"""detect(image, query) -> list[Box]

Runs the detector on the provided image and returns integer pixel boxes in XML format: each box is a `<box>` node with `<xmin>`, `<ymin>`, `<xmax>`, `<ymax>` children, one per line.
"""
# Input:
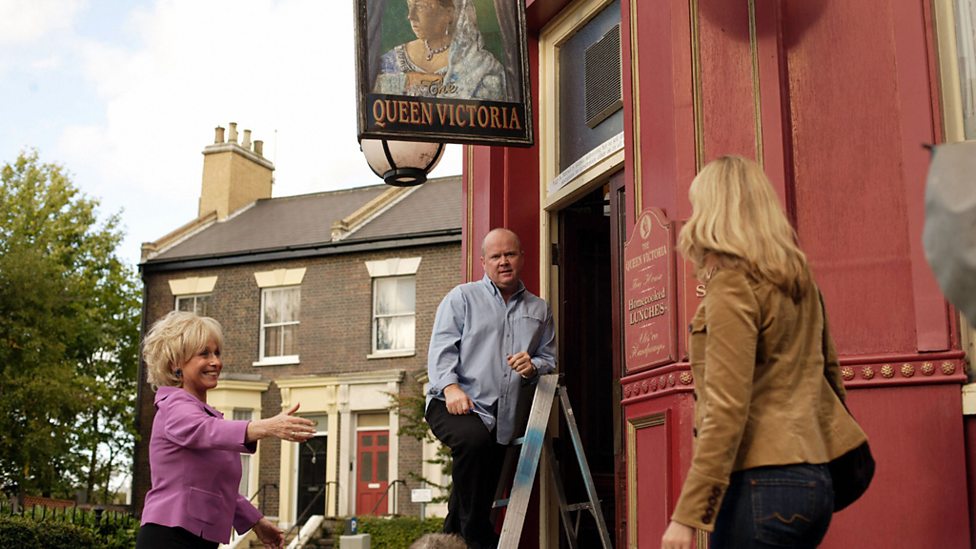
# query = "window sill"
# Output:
<box><xmin>252</xmin><ymin>355</ymin><xmax>301</xmax><ymax>367</ymax></box>
<box><xmin>367</xmin><ymin>350</ymin><xmax>416</xmax><ymax>360</ymax></box>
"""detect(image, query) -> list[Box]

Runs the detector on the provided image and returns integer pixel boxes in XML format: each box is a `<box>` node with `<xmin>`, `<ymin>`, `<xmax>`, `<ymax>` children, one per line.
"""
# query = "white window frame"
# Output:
<box><xmin>258</xmin><ymin>286</ymin><xmax>301</xmax><ymax>365</ymax></box>
<box><xmin>365</xmin><ymin>257</ymin><xmax>421</xmax><ymax>359</ymax></box>
<box><xmin>233</xmin><ymin>408</ymin><xmax>255</xmax><ymax>498</ymax></box>
<box><xmin>253</xmin><ymin>268</ymin><xmax>306</xmax><ymax>366</ymax></box>
<box><xmin>175</xmin><ymin>293</ymin><xmax>212</xmax><ymax>315</ymax></box>
<box><xmin>370</xmin><ymin>275</ymin><xmax>417</xmax><ymax>356</ymax></box>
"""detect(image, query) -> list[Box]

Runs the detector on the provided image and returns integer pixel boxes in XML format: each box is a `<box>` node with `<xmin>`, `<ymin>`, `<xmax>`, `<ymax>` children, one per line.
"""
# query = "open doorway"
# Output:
<box><xmin>296</xmin><ymin>436</ymin><xmax>327</xmax><ymax>525</ymax></box>
<box><xmin>555</xmin><ymin>178</ymin><xmax>620</xmax><ymax>547</ymax></box>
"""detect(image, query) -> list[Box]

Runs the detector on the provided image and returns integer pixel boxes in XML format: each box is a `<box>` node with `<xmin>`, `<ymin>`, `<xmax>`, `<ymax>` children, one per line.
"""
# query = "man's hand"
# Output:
<box><xmin>661</xmin><ymin>520</ymin><xmax>694</xmax><ymax>549</ymax></box>
<box><xmin>253</xmin><ymin>517</ymin><xmax>284</xmax><ymax>549</ymax></box>
<box><xmin>507</xmin><ymin>352</ymin><xmax>537</xmax><ymax>379</ymax></box>
<box><xmin>443</xmin><ymin>384</ymin><xmax>474</xmax><ymax>415</ymax></box>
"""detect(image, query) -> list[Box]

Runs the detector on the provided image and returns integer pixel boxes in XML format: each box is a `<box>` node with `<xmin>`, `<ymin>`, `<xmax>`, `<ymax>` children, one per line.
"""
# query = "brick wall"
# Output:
<box><xmin>134</xmin><ymin>241</ymin><xmax>460</xmax><ymax>519</ymax></box>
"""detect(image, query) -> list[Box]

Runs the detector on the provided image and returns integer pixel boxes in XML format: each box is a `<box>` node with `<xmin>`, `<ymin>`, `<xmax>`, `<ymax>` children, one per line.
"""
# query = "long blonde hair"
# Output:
<box><xmin>677</xmin><ymin>155</ymin><xmax>810</xmax><ymax>299</ymax></box>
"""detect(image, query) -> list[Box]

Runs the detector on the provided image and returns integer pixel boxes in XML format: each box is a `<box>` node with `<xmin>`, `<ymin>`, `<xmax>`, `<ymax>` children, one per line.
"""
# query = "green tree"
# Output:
<box><xmin>0</xmin><ymin>150</ymin><xmax>140</xmax><ymax>505</ymax></box>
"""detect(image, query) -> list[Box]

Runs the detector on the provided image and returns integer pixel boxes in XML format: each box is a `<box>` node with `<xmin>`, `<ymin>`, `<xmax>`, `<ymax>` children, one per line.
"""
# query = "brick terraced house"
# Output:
<box><xmin>133</xmin><ymin>123</ymin><xmax>458</xmax><ymax>531</ymax></box>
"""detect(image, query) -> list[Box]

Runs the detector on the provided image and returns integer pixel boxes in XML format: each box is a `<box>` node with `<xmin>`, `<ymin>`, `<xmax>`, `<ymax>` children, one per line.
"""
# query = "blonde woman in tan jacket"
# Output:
<box><xmin>661</xmin><ymin>156</ymin><xmax>868</xmax><ymax>549</ymax></box>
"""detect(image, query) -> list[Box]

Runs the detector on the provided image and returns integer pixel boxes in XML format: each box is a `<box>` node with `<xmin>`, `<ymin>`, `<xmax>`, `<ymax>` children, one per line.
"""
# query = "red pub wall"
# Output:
<box><xmin>465</xmin><ymin>0</ymin><xmax>971</xmax><ymax>547</ymax></box>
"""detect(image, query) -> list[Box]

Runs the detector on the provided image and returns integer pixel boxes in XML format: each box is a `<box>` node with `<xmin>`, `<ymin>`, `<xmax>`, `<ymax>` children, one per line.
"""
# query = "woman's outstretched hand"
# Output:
<box><xmin>246</xmin><ymin>403</ymin><xmax>316</xmax><ymax>443</ymax></box>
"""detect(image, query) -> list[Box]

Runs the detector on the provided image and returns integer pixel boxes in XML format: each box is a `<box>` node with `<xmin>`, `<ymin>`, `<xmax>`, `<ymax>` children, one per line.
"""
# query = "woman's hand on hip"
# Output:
<box><xmin>661</xmin><ymin>520</ymin><xmax>695</xmax><ymax>549</ymax></box>
<box><xmin>246</xmin><ymin>403</ymin><xmax>317</xmax><ymax>443</ymax></box>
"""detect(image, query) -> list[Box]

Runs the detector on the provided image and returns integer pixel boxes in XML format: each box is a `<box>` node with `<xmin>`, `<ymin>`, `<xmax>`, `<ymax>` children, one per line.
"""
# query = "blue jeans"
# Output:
<box><xmin>711</xmin><ymin>463</ymin><xmax>833</xmax><ymax>549</ymax></box>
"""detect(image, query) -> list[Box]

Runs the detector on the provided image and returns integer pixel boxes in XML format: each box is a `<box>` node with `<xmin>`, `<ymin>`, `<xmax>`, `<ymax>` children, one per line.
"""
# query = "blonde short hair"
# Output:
<box><xmin>143</xmin><ymin>310</ymin><xmax>224</xmax><ymax>389</ymax></box>
<box><xmin>677</xmin><ymin>155</ymin><xmax>810</xmax><ymax>299</ymax></box>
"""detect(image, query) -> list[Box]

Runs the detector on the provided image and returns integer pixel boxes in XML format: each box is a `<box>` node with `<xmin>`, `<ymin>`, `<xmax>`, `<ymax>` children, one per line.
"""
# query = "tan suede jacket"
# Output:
<box><xmin>671</xmin><ymin>268</ymin><xmax>868</xmax><ymax>531</ymax></box>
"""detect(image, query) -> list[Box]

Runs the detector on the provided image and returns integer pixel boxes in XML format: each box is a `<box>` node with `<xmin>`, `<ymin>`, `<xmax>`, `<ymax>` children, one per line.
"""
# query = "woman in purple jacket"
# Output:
<box><xmin>136</xmin><ymin>311</ymin><xmax>317</xmax><ymax>549</ymax></box>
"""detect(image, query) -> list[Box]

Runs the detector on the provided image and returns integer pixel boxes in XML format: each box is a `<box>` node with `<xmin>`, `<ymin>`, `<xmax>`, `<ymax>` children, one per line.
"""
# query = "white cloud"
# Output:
<box><xmin>48</xmin><ymin>0</ymin><xmax>460</xmax><ymax>265</ymax></box>
<box><xmin>0</xmin><ymin>0</ymin><xmax>87</xmax><ymax>44</ymax></box>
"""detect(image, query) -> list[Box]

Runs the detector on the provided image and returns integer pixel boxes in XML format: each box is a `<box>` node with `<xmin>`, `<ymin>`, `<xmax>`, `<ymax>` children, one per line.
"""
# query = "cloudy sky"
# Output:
<box><xmin>0</xmin><ymin>0</ymin><xmax>462</xmax><ymax>266</ymax></box>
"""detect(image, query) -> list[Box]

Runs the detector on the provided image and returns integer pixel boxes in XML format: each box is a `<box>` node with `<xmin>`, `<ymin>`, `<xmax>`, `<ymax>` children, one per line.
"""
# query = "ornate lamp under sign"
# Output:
<box><xmin>360</xmin><ymin>138</ymin><xmax>445</xmax><ymax>187</ymax></box>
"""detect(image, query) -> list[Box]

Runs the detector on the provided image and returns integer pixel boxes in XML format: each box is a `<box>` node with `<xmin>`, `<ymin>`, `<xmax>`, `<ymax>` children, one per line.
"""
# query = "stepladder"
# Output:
<box><xmin>492</xmin><ymin>374</ymin><xmax>613</xmax><ymax>548</ymax></box>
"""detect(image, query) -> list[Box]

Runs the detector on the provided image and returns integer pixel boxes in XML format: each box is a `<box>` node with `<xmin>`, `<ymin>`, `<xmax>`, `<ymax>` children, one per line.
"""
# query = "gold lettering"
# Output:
<box><xmin>421</xmin><ymin>102</ymin><xmax>433</xmax><ymax>125</ymax></box>
<box><xmin>372</xmin><ymin>100</ymin><xmax>386</xmax><ymax>128</ymax></box>
<box><xmin>509</xmin><ymin>108</ymin><xmax>521</xmax><ymax>130</ymax></box>
<box><xmin>409</xmin><ymin>101</ymin><xmax>420</xmax><ymax>124</ymax></box>
<box><xmin>397</xmin><ymin>101</ymin><xmax>409</xmax><ymax>122</ymax></box>
<box><xmin>490</xmin><ymin>106</ymin><xmax>501</xmax><ymax>128</ymax></box>
<box><xmin>436</xmin><ymin>103</ymin><xmax>450</xmax><ymax>125</ymax></box>
<box><xmin>477</xmin><ymin>106</ymin><xmax>489</xmax><ymax>127</ymax></box>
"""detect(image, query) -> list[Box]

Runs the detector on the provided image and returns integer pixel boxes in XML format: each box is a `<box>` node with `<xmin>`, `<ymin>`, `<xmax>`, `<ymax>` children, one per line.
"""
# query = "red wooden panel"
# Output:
<box><xmin>820</xmin><ymin>386</ymin><xmax>969</xmax><ymax>548</ymax></box>
<box><xmin>891</xmin><ymin>0</ymin><xmax>950</xmax><ymax>351</ymax></box>
<box><xmin>623</xmin><ymin>0</ymin><xmax>696</xmax><ymax>224</ymax></box>
<box><xmin>697</xmin><ymin>3</ymin><xmax>759</xmax><ymax>162</ymax></box>
<box><xmin>966</xmin><ymin>415</ymin><xmax>976</xmax><ymax>548</ymax></box>
<box><xmin>783</xmin><ymin>0</ymin><xmax>919</xmax><ymax>355</ymax></box>
<box><xmin>462</xmin><ymin>37</ymin><xmax>541</xmax><ymax>291</ymax></box>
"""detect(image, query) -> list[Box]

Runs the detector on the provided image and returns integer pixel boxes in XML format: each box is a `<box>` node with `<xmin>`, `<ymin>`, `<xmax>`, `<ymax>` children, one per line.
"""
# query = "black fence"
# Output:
<box><xmin>0</xmin><ymin>501</ymin><xmax>137</xmax><ymax>529</ymax></box>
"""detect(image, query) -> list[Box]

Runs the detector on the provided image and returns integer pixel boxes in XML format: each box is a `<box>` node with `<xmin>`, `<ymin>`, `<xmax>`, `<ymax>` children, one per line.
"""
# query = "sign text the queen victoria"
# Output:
<box><xmin>623</xmin><ymin>209</ymin><xmax>677</xmax><ymax>372</ymax></box>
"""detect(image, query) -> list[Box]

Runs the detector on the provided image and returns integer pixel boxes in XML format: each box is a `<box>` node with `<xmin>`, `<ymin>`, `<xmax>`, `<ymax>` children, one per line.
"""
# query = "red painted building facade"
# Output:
<box><xmin>458</xmin><ymin>1</ymin><xmax>975</xmax><ymax>547</ymax></box>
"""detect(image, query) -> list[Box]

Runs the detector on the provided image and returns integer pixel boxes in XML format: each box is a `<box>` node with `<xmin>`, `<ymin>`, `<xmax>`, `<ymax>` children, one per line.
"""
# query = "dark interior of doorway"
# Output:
<box><xmin>557</xmin><ymin>184</ymin><xmax>615</xmax><ymax>548</ymax></box>
<box><xmin>297</xmin><ymin>435</ymin><xmax>327</xmax><ymax>525</ymax></box>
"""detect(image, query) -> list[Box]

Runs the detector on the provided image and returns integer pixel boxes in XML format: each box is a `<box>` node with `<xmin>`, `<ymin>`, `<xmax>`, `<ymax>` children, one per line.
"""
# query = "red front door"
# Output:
<box><xmin>356</xmin><ymin>430</ymin><xmax>389</xmax><ymax>515</ymax></box>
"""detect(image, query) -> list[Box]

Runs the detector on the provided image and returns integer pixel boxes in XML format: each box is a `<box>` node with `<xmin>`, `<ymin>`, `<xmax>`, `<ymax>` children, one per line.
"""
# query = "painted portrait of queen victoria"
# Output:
<box><xmin>368</xmin><ymin>0</ymin><xmax>519</xmax><ymax>102</ymax></box>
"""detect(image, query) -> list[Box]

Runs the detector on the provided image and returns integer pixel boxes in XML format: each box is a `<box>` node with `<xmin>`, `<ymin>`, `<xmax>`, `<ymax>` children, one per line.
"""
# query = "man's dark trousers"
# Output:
<box><xmin>425</xmin><ymin>398</ymin><xmax>507</xmax><ymax>549</ymax></box>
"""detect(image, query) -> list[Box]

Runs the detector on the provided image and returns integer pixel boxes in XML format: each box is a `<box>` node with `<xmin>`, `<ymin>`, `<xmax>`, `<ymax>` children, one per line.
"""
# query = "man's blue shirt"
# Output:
<box><xmin>426</xmin><ymin>274</ymin><xmax>556</xmax><ymax>444</ymax></box>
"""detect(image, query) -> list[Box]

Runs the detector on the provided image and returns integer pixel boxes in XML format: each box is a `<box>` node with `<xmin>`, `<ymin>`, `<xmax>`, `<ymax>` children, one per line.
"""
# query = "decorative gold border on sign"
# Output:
<box><xmin>628</xmin><ymin>0</ymin><xmax>643</xmax><ymax>214</ymax></box>
<box><xmin>689</xmin><ymin>0</ymin><xmax>704</xmax><ymax>171</ymax></box>
<box><xmin>627</xmin><ymin>412</ymin><xmax>667</xmax><ymax>548</ymax></box>
<box><xmin>747</xmin><ymin>0</ymin><xmax>763</xmax><ymax>164</ymax></box>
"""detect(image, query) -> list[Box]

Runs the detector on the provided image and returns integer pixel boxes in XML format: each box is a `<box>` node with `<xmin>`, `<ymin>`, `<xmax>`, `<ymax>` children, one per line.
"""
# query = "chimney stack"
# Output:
<box><xmin>198</xmin><ymin>121</ymin><xmax>274</xmax><ymax>220</ymax></box>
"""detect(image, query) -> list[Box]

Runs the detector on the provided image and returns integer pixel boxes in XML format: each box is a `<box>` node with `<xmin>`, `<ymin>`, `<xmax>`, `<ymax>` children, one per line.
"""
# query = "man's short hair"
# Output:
<box><xmin>409</xmin><ymin>532</ymin><xmax>467</xmax><ymax>549</ymax></box>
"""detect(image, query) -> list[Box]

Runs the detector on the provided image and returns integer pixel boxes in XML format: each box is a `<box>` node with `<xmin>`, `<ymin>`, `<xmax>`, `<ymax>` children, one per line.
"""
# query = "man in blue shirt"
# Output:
<box><xmin>425</xmin><ymin>228</ymin><xmax>557</xmax><ymax>549</ymax></box>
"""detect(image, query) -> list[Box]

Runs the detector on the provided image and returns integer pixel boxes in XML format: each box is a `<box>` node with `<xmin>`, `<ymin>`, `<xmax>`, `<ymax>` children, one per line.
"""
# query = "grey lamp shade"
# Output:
<box><xmin>360</xmin><ymin>138</ymin><xmax>445</xmax><ymax>187</ymax></box>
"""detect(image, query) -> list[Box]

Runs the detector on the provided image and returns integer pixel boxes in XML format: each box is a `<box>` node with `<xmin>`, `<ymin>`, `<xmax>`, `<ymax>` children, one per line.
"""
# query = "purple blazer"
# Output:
<box><xmin>141</xmin><ymin>386</ymin><xmax>263</xmax><ymax>543</ymax></box>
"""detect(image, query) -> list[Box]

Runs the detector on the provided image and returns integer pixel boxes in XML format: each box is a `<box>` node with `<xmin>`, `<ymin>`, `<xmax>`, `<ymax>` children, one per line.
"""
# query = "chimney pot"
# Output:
<box><xmin>214</xmin><ymin>126</ymin><xmax>225</xmax><ymax>143</ymax></box>
<box><xmin>254</xmin><ymin>140</ymin><xmax>264</xmax><ymax>156</ymax></box>
<box><xmin>228</xmin><ymin>122</ymin><xmax>238</xmax><ymax>143</ymax></box>
<box><xmin>242</xmin><ymin>129</ymin><xmax>252</xmax><ymax>149</ymax></box>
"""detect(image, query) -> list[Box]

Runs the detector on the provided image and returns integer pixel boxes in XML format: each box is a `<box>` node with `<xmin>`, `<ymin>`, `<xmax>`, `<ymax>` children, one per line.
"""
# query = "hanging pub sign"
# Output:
<box><xmin>355</xmin><ymin>0</ymin><xmax>534</xmax><ymax>147</ymax></box>
<box><xmin>623</xmin><ymin>208</ymin><xmax>678</xmax><ymax>373</ymax></box>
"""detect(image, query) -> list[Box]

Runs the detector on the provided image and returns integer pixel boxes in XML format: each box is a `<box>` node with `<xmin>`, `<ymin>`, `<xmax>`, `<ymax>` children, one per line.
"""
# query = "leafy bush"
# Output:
<box><xmin>35</xmin><ymin>521</ymin><xmax>96</xmax><ymax>548</ymax></box>
<box><xmin>333</xmin><ymin>516</ymin><xmax>445</xmax><ymax>549</ymax></box>
<box><xmin>0</xmin><ymin>516</ymin><xmax>39</xmax><ymax>546</ymax></box>
<box><xmin>0</xmin><ymin>511</ymin><xmax>138</xmax><ymax>548</ymax></box>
